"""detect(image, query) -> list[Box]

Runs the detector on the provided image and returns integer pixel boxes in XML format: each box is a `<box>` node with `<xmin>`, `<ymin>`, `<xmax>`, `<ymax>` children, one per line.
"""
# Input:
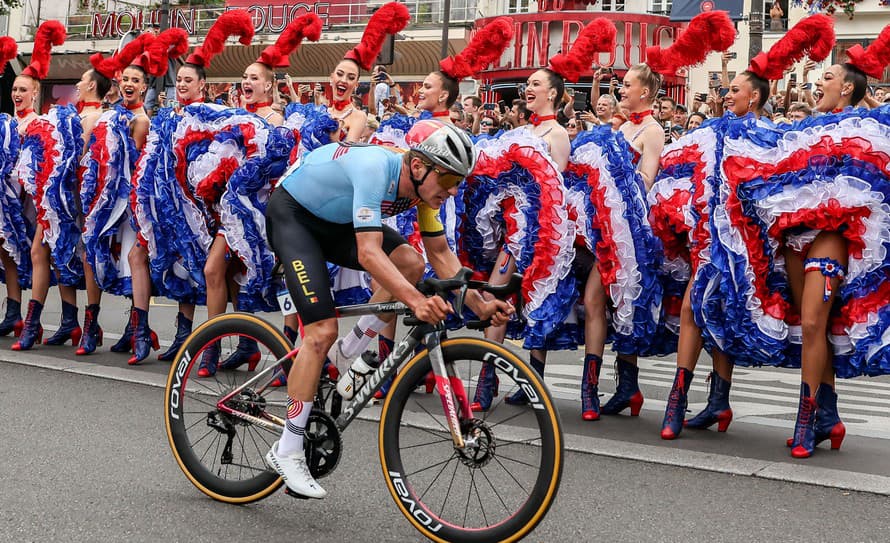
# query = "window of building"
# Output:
<box><xmin>650</xmin><ymin>0</ymin><xmax>672</xmax><ymax>15</ymax></box>
<box><xmin>834</xmin><ymin>39</ymin><xmax>890</xmax><ymax>83</ymax></box>
<box><xmin>601</xmin><ymin>0</ymin><xmax>626</xmax><ymax>11</ymax></box>
<box><xmin>765</xmin><ymin>0</ymin><xmax>789</xmax><ymax>33</ymax></box>
<box><xmin>509</xmin><ymin>0</ymin><xmax>532</xmax><ymax>13</ymax></box>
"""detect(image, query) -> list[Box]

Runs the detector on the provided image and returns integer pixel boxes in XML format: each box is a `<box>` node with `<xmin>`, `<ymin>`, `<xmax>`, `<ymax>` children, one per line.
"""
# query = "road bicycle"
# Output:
<box><xmin>164</xmin><ymin>268</ymin><xmax>564</xmax><ymax>542</ymax></box>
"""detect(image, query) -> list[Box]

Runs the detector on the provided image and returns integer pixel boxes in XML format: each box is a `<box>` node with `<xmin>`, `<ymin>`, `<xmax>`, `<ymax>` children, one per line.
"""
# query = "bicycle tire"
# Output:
<box><xmin>164</xmin><ymin>313</ymin><xmax>291</xmax><ymax>504</ymax></box>
<box><xmin>378</xmin><ymin>337</ymin><xmax>563</xmax><ymax>542</ymax></box>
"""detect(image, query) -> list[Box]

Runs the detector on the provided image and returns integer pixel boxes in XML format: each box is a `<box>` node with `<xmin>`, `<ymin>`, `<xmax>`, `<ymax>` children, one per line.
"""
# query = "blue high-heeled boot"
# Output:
<box><xmin>0</xmin><ymin>298</ymin><xmax>23</xmax><ymax>337</ymax></box>
<box><xmin>43</xmin><ymin>301</ymin><xmax>81</xmax><ymax>346</ymax></box>
<box><xmin>128</xmin><ymin>307</ymin><xmax>159</xmax><ymax>365</ymax></box>
<box><xmin>581</xmin><ymin>354</ymin><xmax>603</xmax><ymax>421</ymax></box>
<box><xmin>601</xmin><ymin>357</ymin><xmax>644</xmax><ymax>416</ymax></box>
<box><xmin>685</xmin><ymin>371</ymin><xmax>733</xmax><ymax>432</ymax></box>
<box><xmin>109</xmin><ymin>309</ymin><xmax>134</xmax><ymax>353</ymax></box>
<box><xmin>197</xmin><ymin>341</ymin><xmax>220</xmax><ymax>378</ymax></box>
<box><xmin>220</xmin><ymin>337</ymin><xmax>261</xmax><ymax>371</ymax></box>
<box><xmin>11</xmin><ymin>300</ymin><xmax>44</xmax><ymax>351</ymax></box>
<box><xmin>505</xmin><ymin>355</ymin><xmax>545</xmax><ymax>405</ymax></box>
<box><xmin>790</xmin><ymin>383</ymin><xmax>818</xmax><ymax>459</ymax></box>
<box><xmin>660</xmin><ymin>368</ymin><xmax>693</xmax><ymax>440</ymax></box>
<box><xmin>788</xmin><ymin>383</ymin><xmax>845</xmax><ymax>451</ymax></box>
<box><xmin>75</xmin><ymin>304</ymin><xmax>103</xmax><ymax>355</ymax></box>
<box><xmin>470</xmin><ymin>361</ymin><xmax>500</xmax><ymax>412</ymax></box>
<box><xmin>157</xmin><ymin>312</ymin><xmax>193</xmax><ymax>361</ymax></box>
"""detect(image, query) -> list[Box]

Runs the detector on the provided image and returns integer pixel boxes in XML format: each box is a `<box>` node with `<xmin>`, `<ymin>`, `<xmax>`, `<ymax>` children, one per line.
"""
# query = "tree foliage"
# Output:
<box><xmin>0</xmin><ymin>0</ymin><xmax>23</xmax><ymax>16</ymax></box>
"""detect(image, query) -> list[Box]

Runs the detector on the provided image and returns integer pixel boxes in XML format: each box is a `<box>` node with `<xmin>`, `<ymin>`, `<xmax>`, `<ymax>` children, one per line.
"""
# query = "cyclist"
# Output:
<box><xmin>264</xmin><ymin>119</ymin><xmax>514</xmax><ymax>498</ymax></box>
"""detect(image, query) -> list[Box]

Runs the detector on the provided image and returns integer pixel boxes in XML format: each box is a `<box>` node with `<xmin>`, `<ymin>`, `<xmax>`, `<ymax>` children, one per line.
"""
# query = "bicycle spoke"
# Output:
<box><xmin>399</xmin><ymin>436</ymin><xmax>453</xmax><ymax>450</ymax></box>
<box><xmin>492</xmin><ymin>455</ymin><xmax>531</xmax><ymax>494</ymax></box>
<box><xmin>478</xmin><ymin>466</ymin><xmax>511</xmax><ymax>514</ymax></box>
<box><xmin>487</xmin><ymin>408</ymin><xmax>531</xmax><ymax>429</ymax></box>
<box><xmin>406</xmin><ymin>419</ymin><xmax>454</xmax><ymax>443</ymax></box>
<box><xmin>405</xmin><ymin>454</ymin><xmax>459</xmax><ymax>478</ymax></box>
<box><xmin>412</xmin><ymin>400</ymin><xmax>453</xmax><ymax>434</ymax></box>
<box><xmin>189</xmin><ymin>427</ymin><xmax>217</xmax><ymax>448</ymax></box>
<box><xmin>496</xmin><ymin>436</ymin><xmax>543</xmax><ymax>449</ymax></box>
<box><xmin>495</xmin><ymin>452</ymin><xmax>539</xmax><ymax>470</ymax></box>
<box><xmin>439</xmin><ymin>459</ymin><xmax>460</xmax><ymax>522</ymax></box>
<box><xmin>471</xmin><ymin>470</ymin><xmax>488</xmax><ymax>527</ymax></box>
<box><xmin>418</xmin><ymin>453</ymin><xmax>458</xmax><ymax>502</ymax></box>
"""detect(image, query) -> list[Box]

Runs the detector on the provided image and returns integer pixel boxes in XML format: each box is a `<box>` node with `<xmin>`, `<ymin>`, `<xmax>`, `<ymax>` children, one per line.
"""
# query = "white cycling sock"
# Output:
<box><xmin>278</xmin><ymin>397</ymin><xmax>313</xmax><ymax>456</ymax></box>
<box><xmin>339</xmin><ymin>315</ymin><xmax>388</xmax><ymax>358</ymax></box>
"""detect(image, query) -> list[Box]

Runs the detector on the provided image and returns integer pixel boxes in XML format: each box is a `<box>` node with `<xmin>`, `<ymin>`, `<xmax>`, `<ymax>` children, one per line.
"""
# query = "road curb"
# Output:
<box><xmin>3</xmin><ymin>353</ymin><xmax>889</xmax><ymax>497</ymax></box>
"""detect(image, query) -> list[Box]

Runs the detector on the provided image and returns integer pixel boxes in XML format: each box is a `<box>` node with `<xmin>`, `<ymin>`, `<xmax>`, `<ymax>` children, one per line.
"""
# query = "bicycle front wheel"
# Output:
<box><xmin>164</xmin><ymin>313</ymin><xmax>291</xmax><ymax>504</ymax></box>
<box><xmin>378</xmin><ymin>337</ymin><xmax>563</xmax><ymax>542</ymax></box>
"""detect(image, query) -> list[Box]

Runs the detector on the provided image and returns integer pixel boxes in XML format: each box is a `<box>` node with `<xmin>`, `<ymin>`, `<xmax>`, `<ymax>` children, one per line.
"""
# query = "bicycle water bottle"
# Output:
<box><xmin>336</xmin><ymin>351</ymin><xmax>380</xmax><ymax>400</ymax></box>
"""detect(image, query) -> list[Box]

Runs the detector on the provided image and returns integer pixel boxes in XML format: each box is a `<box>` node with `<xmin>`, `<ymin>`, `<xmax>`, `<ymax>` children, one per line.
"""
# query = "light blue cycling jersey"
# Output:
<box><xmin>279</xmin><ymin>143</ymin><xmax>414</xmax><ymax>232</ymax></box>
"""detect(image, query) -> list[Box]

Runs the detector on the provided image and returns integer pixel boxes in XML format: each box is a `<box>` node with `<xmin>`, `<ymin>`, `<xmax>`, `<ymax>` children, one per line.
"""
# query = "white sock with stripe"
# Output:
<box><xmin>278</xmin><ymin>397</ymin><xmax>313</xmax><ymax>457</ymax></box>
<box><xmin>339</xmin><ymin>315</ymin><xmax>388</xmax><ymax>359</ymax></box>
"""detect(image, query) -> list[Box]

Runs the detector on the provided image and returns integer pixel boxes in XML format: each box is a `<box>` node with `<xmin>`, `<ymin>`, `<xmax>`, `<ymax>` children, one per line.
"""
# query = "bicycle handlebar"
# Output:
<box><xmin>404</xmin><ymin>267</ymin><xmax>522</xmax><ymax>329</ymax></box>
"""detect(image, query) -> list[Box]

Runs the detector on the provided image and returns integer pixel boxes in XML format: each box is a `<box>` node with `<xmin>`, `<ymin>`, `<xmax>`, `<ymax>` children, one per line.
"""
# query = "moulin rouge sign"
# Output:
<box><xmin>89</xmin><ymin>0</ymin><xmax>353</xmax><ymax>38</ymax></box>
<box><xmin>475</xmin><ymin>12</ymin><xmax>683</xmax><ymax>80</ymax></box>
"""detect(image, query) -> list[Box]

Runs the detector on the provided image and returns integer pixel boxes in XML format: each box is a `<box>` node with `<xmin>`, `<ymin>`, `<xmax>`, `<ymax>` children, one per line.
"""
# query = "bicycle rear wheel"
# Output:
<box><xmin>378</xmin><ymin>337</ymin><xmax>563</xmax><ymax>542</ymax></box>
<box><xmin>164</xmin><ymin>313</ymin><xmax>291</xmax><ymax>504</ymax></box>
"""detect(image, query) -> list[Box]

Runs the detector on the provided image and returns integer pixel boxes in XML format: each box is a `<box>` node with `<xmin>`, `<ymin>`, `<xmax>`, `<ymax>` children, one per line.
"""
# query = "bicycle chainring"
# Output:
<box><xmin>303</xmin><ymin>409</ymin><xmax>342</xmax><ymax>479</ymax></box>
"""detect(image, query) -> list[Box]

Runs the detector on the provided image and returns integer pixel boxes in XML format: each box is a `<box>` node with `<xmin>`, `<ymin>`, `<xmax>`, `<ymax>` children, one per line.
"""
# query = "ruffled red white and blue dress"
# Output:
<box><xmin>460</xmin><ymin>125</ymin><xmax>576</xmax><ymax>349</ymax></box>
<box><xmin>564</xmin><ymin>126</ymin><xmax>664</xmax><ymax>355</ymax></box>
<box><xmin>80</xmin><ymin>106</ymin><xmax>141</xmax><ymax>296</ymax></box>
<box><xmin>132</xmin><ymin>104</ymin><xmax>293</xmax><ymax>311</ymax></box>
<box><xmin>721</xmin><ymin>108</ymin><xmax>890</xmax><ymax>377</ymax></box>
<box><xmin>16</xmin><ymin>104</ymin><xmax>84</xmax><ymax>287</ymax></box>
<box><xmin>0</xmin><ymin>114</ymin><xmax>33</xmax><ymax>288</ymax></box>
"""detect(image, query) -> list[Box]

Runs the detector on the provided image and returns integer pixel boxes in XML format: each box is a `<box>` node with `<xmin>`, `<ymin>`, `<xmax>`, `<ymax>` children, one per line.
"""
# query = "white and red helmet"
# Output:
<box><xmin>405</xmin><ymin>120</ymin><xmax>476</xmax><ymax>178</ymax></box>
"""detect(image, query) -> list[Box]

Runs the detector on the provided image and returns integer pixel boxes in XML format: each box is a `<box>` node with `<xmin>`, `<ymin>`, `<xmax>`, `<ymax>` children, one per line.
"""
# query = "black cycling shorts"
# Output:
<box><xmin>266</xmin><ymin>189</ymin><xmax>408</xmax><ymax>325</ymax></box>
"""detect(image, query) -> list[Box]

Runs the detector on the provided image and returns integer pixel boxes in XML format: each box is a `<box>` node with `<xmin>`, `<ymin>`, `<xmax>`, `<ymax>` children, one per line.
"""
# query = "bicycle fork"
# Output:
<box><xmin>424</xmin><ymin>331</ymin><xmax>473</xmax><ymax>450</ymax></box>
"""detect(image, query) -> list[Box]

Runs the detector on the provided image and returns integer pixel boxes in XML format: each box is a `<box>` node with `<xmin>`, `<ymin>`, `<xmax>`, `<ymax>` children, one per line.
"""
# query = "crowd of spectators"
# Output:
<box><xmin>125</xmin><ymin>50</ymin><xmax>890</xmax><ymax>145</ymax></box>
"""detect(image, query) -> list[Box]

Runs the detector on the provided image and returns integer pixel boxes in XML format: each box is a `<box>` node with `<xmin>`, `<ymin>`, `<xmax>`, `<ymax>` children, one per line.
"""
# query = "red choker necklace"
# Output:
<box><xmin>124</xmin><ymin>102</ymin><xmax>144</xmax><ymax>111</ymax></box>
<box><xmin>331</xmin><ymin>99</ymin><xmax>351</xmax><ymax>111</ymax></box>
<box><xmin>529</xmin><ymin>113</ymin><xmax>555</xmax><ymax>126</ymax></box>
<box><xmin>432</xmin><ymin>110</ymin><xmax>449</xmax><ymax>118</ymax></box>
<box><xmin>77</xmin><ymin>101</ymin><xmax>102</xmax><ymax>113</ymax></box>
<box><xmin>16</xmin><ymin>108</ymin><xmax>35</xmax><ymax>119</ymax></box>
<box><xmin>179</xmin><ymin>98</ymin><xmax>200</xmax><ymax>106</ymax></box>
<box><xmin>246</xmin><ymin>101</ymin><xmax>272</xmax><ymax>113</ymax></box>
<box><xmin>629</xmin><ymin>110</ymin><xmax>653</xmax><ymax>124</ymax></box>
<box><xmin>831</xmin><ymin>107</ymin><xmax>845</xmax><ymax>114</ymax></box>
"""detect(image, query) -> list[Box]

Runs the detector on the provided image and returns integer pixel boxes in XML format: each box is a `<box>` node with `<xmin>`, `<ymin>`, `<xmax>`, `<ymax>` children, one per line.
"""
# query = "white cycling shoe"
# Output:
<box><xmin>265</xmin><ymin>441</ymin><xmax>327</xmax><ymax>499</ymax></box>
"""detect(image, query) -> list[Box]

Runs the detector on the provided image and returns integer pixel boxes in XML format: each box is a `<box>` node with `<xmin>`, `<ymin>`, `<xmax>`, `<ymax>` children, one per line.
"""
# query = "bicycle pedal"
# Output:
<box><xmin>283</xmin><ymin>487</ymin><xmax>311</xmax><ymax>500</ymax></box>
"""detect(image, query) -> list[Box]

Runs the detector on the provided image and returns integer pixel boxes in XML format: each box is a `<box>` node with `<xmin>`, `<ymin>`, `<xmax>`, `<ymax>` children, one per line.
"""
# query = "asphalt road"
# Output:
<box><xmin>2</xmin><ymin>361</ymin><xmax>890</xmax><ymax>543</ymax></box>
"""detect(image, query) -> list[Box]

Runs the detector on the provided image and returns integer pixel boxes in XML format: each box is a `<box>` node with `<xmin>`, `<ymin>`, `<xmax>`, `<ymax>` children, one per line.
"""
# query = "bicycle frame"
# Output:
<box><xmin>213</xmin><ymin>300</ymin><xmax>474</xmax><ymax>449</ymax></box>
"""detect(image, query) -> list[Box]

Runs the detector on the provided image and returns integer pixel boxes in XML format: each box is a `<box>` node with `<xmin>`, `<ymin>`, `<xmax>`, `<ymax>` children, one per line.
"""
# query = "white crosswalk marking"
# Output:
<box><xmin>541</xmin><ymin>355</ymin><xmax>890</xmax><ymax>440</ymax></box>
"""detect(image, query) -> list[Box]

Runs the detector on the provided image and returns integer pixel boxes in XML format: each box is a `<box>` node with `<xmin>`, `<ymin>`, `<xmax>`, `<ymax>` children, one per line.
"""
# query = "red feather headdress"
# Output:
<box><xmin>845</xmin><ymin>24</ymin><xmax>890</xmax><ymax>80</ymax></box>
<box><xmin>141</xmin><ymin>28</ymin><xmax>190</xmax><ymax>77</ymax></box>
<box><xmin>548</xmin><ymin>18</ymin><xmax>617</xmax><ymax>83</ymax></box>
<box><xmin>22</xmin><ymin>20</ymin><xmax>66</xmax><ymax>80</ymax></box>
<box><xmin>343</xmin><ymin>2</ymin><xmax>410</xmax><ymax>71</ymax></box>
<box><xmin>257</xmin><ymin>13</ymin><xmax>322</xmax><ymax>69</ymax></box>
<box><xmin>186</xmin><ymin>10</ymin><xmax>255</xmax><ymax>68</ymax></box>
<box><xmin>439</xmin><ymin>17</ymin><xmax>514</xmax><ymax>81</ymax></box>
<box><xmin>90</xmin><ymin>33</ymin><xmax>155</xmax><ymax>79</ymax></box>
<box><xmin>0</xmin><ymin>37</ymin><xmax>16</xmax><ymax>74</ymax></box>
<box><xmin>748</xmin><ymin>14</ymin><xmax>835</xmax><ymax>80</ymax></box>
<box><xmin>646</xmin><ymin>11</ymin><xmax>736</xmax><ymax>76</ymax></box>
